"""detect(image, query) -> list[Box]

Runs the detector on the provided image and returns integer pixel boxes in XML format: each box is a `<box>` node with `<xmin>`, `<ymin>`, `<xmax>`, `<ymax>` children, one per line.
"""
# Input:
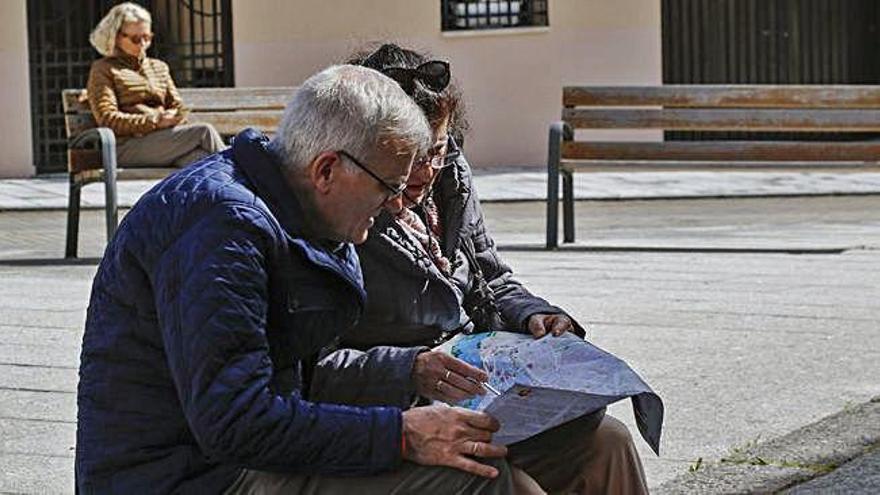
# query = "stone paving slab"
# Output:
<box><xmin>1</xmin><ymin>420</ymin><xmax>76</xmax><ymax>457</ymax></box>
<box><xmin>2</xmin><ymin>171</ymin><xmax>880</xmax><ymax>211</ymax></box>
<box><xmin>0</xmin><ymin>390</ymin><xmax>76</xmax><ymax>423</ymax></box>
<box><xmin>1</xmin><ymin>455</ymin><xmax>74</xmax><ymax>495</ymax></box>
<box><xmin>0</xmin><ymin>365</ymin><xmax>78</xmax><ymax>392</ymax></box>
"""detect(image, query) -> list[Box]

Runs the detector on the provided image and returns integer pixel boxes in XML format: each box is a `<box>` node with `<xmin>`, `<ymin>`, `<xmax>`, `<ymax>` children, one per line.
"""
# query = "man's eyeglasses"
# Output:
<box><xmin>119</xmin><ymin>32</ymin><xmax>154</xmax><ymax>44</ymax></box>
<box><xmin>381</xmin><ymin>60</ymin><xmax>450</xmax><ymax>94</ymax></box>
<box><xmin>337</xmin><ymin>150</ymin><xmax>410</xmax><ymax>203</ymax></box>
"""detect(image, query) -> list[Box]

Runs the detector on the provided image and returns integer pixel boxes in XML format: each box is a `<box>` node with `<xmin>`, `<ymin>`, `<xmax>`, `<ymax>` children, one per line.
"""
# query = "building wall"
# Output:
<box><xmin>0</xmin><ymin>1</ymin><xmax>34</xmax><ymax>178</ymax></box>
<box><xmin>232</xmin><ymin>0</ymin><xmax>662</xmax><ymax>168</ymax></box>
<box><xmin>0</xmin><ymin>0</ymin><xmax>660</xmax><ymax>177</ymax></box>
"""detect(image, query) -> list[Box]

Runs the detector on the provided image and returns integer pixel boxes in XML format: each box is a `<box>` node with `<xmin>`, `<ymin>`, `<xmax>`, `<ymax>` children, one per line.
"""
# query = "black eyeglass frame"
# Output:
<box><xmin>337</xmin><ymin>150</ymin><xmax>413</xmax><ymax>203</ymax></box>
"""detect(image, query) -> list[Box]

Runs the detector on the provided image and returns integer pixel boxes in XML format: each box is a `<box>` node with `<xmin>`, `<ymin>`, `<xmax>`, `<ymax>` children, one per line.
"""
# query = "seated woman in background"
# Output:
<box><xmin>312</xmin><ymin>43</ymin><xmax>649</xmax><ymax>495</ymax></box>
<box><xmin>86</xmin><ymin>2</ymin><xmax>224</xmax><ymax>168</ymax></box>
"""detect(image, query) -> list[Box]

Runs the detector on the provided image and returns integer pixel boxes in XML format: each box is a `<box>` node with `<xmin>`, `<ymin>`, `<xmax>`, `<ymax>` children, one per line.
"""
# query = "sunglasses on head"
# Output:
<box><xmin>381</xmin><ymin>60</ymin><xmax>451</xmax><ymax>94</ymax></box>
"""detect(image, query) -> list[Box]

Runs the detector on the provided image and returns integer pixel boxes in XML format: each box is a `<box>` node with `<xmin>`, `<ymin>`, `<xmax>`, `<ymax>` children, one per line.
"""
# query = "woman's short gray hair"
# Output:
<box><xmin>272</xmin><ymin>65</ymin><xmax>431</xmax><ymax>175</ymax></box>
<box><xmin>89</xmin><ymin>2</ymin><xmax>152</xmax><ymax>57</ymax></box>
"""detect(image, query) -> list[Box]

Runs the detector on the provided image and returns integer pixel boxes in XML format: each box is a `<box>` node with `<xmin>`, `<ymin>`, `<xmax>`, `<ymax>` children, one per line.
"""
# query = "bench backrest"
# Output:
<box><xmin>62</xmin><ymin>87</ymin><xmax>293</xmax><ymax>173</ymax></box>
<box><xmin>62</xmin><ymin>87</ymin><xmax>294</xmax><ymax>138</ymax></box>
<box><xmin>561</xmin><ymin>85</ymin><xmax>880</xmax><ymax>164</ymax></box>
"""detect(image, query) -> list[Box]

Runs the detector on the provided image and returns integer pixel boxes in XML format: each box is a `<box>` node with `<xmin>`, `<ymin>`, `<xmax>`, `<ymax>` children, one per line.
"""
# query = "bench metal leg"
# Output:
<box><xmin>98</xmin><ymin>128</ymin><xmax>119</xmax><ymax>243</ymax></box>
<box><xmin>65</xmin><ymin>175</ymin><xmax>83</xmax><ymax>259</ymax></box>
<box><xmin>563</xmin><ymin>170</ymin><xmax>575</xmax><ymax>243</ymax></box>
<box><xmin>546</xmin><ymin>122</ymin><xmax>564</xmax><ymax>249</ymax></box>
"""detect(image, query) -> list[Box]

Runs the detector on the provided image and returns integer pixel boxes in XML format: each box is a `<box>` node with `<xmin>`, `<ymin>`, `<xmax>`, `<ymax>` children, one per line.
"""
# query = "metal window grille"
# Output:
<box><xmin>442</xmin><ymin>0</ymin><xmax>548</xmax><ymax>31</ymax></box>
<box><xmin>26</xmin><ymin>0</ymin><xmax>234</xmax><ymax>174</ymax></box>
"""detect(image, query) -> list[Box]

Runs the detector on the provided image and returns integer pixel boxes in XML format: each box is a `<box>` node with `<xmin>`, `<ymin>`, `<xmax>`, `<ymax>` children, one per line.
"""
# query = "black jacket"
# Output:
<box><xmin>310</xmin><ymin>151</ymin><xmax>582</xmax><ymax>408</ymax></box>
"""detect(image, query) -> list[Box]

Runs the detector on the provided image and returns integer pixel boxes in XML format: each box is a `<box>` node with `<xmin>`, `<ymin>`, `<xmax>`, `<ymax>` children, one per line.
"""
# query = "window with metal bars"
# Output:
<box><xmin>442</xmin><ymin>0</ymin><xmax>548</xmax><ymax>31</ymax></box>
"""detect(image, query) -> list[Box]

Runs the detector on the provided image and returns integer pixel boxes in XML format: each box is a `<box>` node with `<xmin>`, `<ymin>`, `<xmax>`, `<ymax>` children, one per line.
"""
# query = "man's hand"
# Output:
<box><xmin>413</xmin><ymin>351</ymin><xmax>488</xmax><ymax>404</ymax></box>
<box><xmin>402</xmin><ymin>405</ymin><xmax>508</xmax><ymax>478</ymax></box>
<box><xmin>527</xmin><ymin>313</ymin><xmax>573</xmax><ymax>339</ymax></box>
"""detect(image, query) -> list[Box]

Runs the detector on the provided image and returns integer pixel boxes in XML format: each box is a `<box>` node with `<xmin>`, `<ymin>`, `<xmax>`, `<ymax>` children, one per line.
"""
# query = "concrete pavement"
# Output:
<box><xmin>0</xmin><ymin>187</ymin><xmax>879</xmax><ymax>492</ymax></box>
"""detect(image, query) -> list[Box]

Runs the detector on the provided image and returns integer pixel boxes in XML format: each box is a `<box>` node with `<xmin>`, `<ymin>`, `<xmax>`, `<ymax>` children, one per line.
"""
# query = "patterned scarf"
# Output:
<box><xmin>396</xmin><ymin>196</ymin><xmax>452</xmax><ymax>275</ymax></box>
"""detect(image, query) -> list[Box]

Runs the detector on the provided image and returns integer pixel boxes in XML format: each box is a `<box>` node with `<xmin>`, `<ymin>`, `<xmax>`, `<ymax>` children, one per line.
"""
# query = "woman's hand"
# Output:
<box><xmin>527</xmin><ymin>313</ymin><xmax>573</xmax><ymax>339</ymax></box>
<box><xmin>413</xmin><ymin>351</ymin><xmax>488</xmax><ymax>404</ymax></box>
<box><xmin>157</xmin><ymin>109</ymin><xmax>183</xmax><ymax>128</ymax></box>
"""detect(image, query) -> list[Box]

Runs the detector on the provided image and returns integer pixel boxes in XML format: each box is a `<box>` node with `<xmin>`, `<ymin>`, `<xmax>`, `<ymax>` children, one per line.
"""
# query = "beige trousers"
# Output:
<box><xmin>508</xmin><ymin>415</ymin><xmax>649</xmax><ymax>494</ymax></box>
<box><xmin>224</xmin><ymin>414</ymin><xmax>648</xmax><ymax>495</ymax></box>
<box><xmin>116</xmin><ymin>122</ymin><xmax>226</xmax><ymax>168</ymax></box>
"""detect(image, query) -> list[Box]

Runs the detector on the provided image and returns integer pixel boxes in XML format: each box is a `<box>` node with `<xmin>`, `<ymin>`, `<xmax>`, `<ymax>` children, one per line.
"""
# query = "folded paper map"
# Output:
<box><xmin>434</xmin><ymin>331</ymin><xmax>663</xmax><ymax>453</ymax></box>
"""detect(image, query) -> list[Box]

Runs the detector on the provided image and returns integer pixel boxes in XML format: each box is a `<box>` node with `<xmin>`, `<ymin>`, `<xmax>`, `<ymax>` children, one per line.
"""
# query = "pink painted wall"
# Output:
<box><xmin>232</xmin><ymin>0</ymin><xmax>661</xmax><ymax>169</ymax></box>
<box><xmin>0</xmin><ymin>1</ymin><xmax>34</xmax><ymax>177</ymax></box>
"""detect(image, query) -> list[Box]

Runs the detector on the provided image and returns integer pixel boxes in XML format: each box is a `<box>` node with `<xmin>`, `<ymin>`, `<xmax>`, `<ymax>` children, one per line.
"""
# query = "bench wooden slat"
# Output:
<box><xmin>177</xmin><ymin>87</ymin><xmax>291</xmax><ymax>110</ymax></box>
<box><xmin>188</xmin><ymin>110</ymin><xmax>283</xmax><ymax>135</ymax></box>
<box><xmin>76</xmin><ymin>167</ymin><xmax>178</xmax><ymax>184</ymax></box>
<box><xmin>563</xmin><ymin>85</ymin><xmax>880</xmax><ymax>108</ymax></box>
<box><xmin>561</xmin><ymin>141</ymin><xmax>880</xmax><ymax>162</ymax></box>
<box><xmin>68</xmin><ymin>148</ymin><xmax>101</xmax><ymax>174</ymax></box>
<box><xmin>62</xmin><ymin>87</ymin><xmax>292</xmax><ymax>114</ymax></box>
<box><xmin>65</xmin><ymin>110</ymin><xmax>283</xmax><ymax>139</ymax></box>
<box><xmin>560</xmin><ymin>160</ymin><xmax>880</xmax><ymax>173</ymax></box>
<box><xmin>563</xmin><ymin>108</ymin><xmax>880</xmax><ymax>131</ymax></box>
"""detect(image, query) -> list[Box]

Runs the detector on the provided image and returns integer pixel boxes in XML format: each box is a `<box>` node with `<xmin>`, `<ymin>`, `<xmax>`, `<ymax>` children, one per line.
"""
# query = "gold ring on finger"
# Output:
<box><xmin>471</xmin><ymin>442</ymin><xmax>479</xmax><ymax>456</ymax></box>
<box><xmin>435</xmin><ymin>379</ymin><xmax>443</xmax><ymax>391</ymax></box>
<box><xmin>445</xmin><ymin>370</ymin><xmax>452</xmax><ymax>381</ymax></box>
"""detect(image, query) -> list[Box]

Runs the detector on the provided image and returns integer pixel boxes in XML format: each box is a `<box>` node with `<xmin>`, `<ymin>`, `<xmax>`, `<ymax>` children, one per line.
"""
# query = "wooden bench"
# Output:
<box><xmin>546</xmin><ymin>85</ymin><xmax>880</xmax><ymax>249</ymax></box>
<box><xmin>62</xmin><ymin>87</ymin><xmax>293</xmax><ymax>258</ymax></box>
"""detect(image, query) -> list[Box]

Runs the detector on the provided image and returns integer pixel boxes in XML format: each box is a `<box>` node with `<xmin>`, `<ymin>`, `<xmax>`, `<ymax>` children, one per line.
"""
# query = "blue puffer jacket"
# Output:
<box><xmin>76</xmin><ymin>129</ymin><xmax>402</xmax><ymax>493</ymax></box>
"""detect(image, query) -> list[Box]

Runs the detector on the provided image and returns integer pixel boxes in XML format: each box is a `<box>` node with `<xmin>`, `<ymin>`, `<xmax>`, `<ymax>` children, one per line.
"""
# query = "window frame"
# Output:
<box><xmin>441</xmin><ymin>0</ymin><xmax>549</xmax><ymax>32</ymax></box>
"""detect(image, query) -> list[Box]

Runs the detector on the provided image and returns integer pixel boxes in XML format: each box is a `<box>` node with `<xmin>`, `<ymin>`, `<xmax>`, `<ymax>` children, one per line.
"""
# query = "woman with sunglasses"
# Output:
<box><xmin>309</xmin><ymin>43</ymin><xmax>649</xmax><ymax>494</ymax></box>
<box><xmin>86</xmin><ymin>3</ymin><xmax>224</xmax><ymax>169</ymax></box>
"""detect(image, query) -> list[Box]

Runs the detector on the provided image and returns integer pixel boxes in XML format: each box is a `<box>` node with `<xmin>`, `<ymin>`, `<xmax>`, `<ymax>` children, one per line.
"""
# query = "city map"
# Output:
<box><xmin>435</xmin><ymin>331</ymin><xmax>663</xmax><ymax>452</ymax></box>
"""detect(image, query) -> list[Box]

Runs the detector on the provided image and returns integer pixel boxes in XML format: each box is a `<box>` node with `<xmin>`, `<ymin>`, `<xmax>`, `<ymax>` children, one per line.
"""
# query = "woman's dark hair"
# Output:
<box><xmin>348</xmin><ymin>43</ymin><xmax>468</xmax><ymax>144</ymax></box>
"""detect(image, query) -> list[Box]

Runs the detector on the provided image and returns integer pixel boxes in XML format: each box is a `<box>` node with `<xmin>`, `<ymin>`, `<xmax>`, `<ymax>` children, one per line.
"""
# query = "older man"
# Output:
<box><xmin>75</xmin><ymin>65</ymin><xmax>519</xmax><ymax>494</ymax></box>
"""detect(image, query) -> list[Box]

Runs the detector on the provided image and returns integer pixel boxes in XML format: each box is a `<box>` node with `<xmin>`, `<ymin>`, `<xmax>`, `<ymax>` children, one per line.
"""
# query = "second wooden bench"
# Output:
<box><xmin>546</xmin><ymin>85</ymin><xmax>880</xmax><ymax>249</ymax></box>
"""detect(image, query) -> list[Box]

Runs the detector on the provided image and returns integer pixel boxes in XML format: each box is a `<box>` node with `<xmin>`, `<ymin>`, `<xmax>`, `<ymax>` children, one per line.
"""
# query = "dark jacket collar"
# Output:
<box><xmin>231</xmin><ymin>128</ymin><xmax>365</xmax><ymax>298</ymax></box>
<box><xmin>231</xmin><ymin>128</ymin><xmax>309</xmax><ymax>238</ymax></box>
<box><xmin>434</xmin><ymin>152</ymin><xmax>473</xmax><ymax>257</ymax></box>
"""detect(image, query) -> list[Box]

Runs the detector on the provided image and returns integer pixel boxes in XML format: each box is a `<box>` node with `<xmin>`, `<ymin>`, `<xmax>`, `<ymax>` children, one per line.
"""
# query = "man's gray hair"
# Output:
<box><xmin>272</xmin><ymin>65</ymin><xmax>431</xmax><ymax>173</ymax></box>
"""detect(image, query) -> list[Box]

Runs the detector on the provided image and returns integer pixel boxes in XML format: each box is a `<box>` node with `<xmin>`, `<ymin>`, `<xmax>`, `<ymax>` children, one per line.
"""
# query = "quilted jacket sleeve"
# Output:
<box><xmin>461</xmin><ymin>158</ymin><xmax>586</xmax><ymax>336</ymax></box>
<box><xmin>152</xmin><ymin>203</ymin><xmax>402</xmax><ymax>475</ymax></box>
<box><xmin>309</xmin><ymin>345</ymin><xmax>427</xmax><ymax>408</ymax></box>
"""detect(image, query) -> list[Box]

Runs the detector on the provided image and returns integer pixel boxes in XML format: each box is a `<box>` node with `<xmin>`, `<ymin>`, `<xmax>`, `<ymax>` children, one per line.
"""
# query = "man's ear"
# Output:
<box><xmin>307</xmin><ymin>151</ymin><xmax>340</xmax><ymax>195</ymax></box>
